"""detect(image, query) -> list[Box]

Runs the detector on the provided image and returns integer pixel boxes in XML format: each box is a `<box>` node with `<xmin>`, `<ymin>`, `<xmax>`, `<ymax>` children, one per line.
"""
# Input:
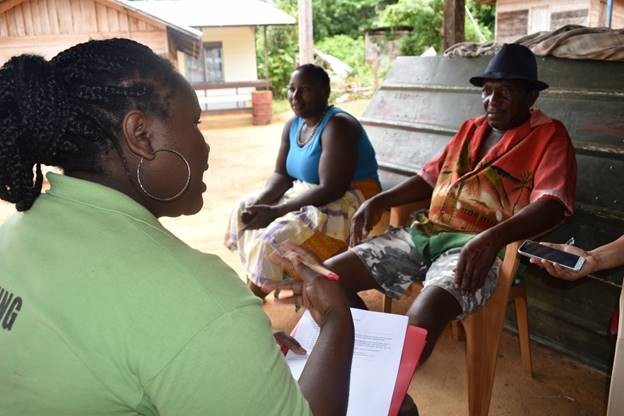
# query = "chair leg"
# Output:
<box><xmin>512</xmin><ymin>286</ymin><xmax>533</xmax><ymax>377</ymax></box>
<box><xmin>383</xmin><ymin>295</ymin><xmax>393</xmax><ymax>313</ymax></box>
<box><xmin>451</xmin><ymin>320</ymin><xmax>465</xmax><ymax>341</ymax></box>
<box><xmin>462</xmin><ymin>307</ymin><xmax>506</xmax><ymax>416</ymax></box>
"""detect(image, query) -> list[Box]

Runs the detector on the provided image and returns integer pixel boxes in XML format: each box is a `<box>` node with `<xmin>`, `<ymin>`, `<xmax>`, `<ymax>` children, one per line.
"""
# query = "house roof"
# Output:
<box><xmin>119</xmin><ymin>0</ymin><xmax>296</xmax><ymax>28</ymax></box>
<box><xmin>0</xmin><ymin>0</ymin><xmax>203</xmax><ymax>56</ymax></box>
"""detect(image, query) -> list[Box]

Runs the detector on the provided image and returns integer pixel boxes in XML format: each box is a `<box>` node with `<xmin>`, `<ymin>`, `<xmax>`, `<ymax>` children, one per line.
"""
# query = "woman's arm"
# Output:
<box><xmin>250</xmin><ymin>120</ymin><xmax>295</xmax><ymax>206</ymax></box>
<box><xmin>531</xmin><ymin>234</ymin><xmax>624</xmax><ymax>281</ymax></box>
<box><xmin>274</xmin><ymin>113</ymin><xmax>359</xmax><ymax>214</ymax></box>
<box><xmin>245</xmin><ymin>114</ymin><xmax>360</xmax><ymax>230</ymax></box>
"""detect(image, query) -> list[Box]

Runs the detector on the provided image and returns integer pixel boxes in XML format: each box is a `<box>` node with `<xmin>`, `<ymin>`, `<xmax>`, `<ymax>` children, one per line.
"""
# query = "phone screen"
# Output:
<box><xmin>518</xmin><ymin>240</ymin><xmax>582</xmax><ymax>269</ymax></box>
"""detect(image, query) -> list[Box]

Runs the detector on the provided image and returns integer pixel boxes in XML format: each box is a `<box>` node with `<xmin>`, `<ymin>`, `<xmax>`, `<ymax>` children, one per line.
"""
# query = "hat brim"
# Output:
<box><xmin>469</xmin><ymin>73</ymin><xmax>549</xmax><ymax>91</ymax></box>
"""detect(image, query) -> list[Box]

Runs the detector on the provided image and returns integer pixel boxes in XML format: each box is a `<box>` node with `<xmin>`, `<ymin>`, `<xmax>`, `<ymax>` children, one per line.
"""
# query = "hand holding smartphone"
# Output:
<box><xmin>518</xmin><ymin>240</ymin><xmax>586</xmax><ymax>272</ymax></box>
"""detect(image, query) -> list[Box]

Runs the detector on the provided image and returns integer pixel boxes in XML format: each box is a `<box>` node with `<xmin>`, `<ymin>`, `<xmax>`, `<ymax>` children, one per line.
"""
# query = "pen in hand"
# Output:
<box><xmin>283</xmin><ymin>252</ymin><xmax>340</xmax><ymax>281</ymax></box>
<box><xmin>565</xmin><ymin>237</ymin><xmax>575</xmax><ymax>246</ymax></box>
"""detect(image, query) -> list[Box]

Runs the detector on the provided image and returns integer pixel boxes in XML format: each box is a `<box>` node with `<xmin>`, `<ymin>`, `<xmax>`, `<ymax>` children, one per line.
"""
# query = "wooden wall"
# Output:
<box><xmin>495</xmin><ymin>0</ymin><xmax>624</xmax><ymax>43</ymax></box>
<box><xmin>0</xmin><ymin>0</ymin><xmax>171</xmax><ymax>64</ymax></box>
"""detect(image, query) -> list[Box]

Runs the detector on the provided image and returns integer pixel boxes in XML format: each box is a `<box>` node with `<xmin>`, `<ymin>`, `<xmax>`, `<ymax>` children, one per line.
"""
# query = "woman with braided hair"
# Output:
<box><xmin>0</xmin><ymin>39</ymin><xmax>354</xmax><ymax>415</ymax></box>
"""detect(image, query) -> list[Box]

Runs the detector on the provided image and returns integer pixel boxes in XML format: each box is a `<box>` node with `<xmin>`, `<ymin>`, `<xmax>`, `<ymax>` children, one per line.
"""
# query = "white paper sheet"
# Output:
<box><xmin>285</xmin><ymin>308</ymin><xmax>408</xmax><ymax>416</ymax></box>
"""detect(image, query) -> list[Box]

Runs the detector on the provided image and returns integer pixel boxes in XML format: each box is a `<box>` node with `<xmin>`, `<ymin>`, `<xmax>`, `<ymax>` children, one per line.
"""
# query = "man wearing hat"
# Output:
<box><xmin>307</xmin><ymin>44</ymin><xmax>577</xmax><ymax>363</ymax></box>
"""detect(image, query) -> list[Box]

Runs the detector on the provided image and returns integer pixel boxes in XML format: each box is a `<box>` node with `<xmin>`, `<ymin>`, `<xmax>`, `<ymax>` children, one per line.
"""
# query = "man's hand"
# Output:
<box><xmin>454</xmin><ymin>232</ymin><xmax>501</xmax><ymax>294</ymax></box>
<box><xmin>350</xmin><ymin>197</ymin><xmax>383</xmax><ymax>246</ymax></box>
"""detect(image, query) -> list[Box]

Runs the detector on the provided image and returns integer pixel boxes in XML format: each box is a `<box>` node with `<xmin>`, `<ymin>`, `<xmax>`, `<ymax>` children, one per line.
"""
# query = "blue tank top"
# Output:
<box><xmin>285</xmin><ymin>107</ymin><xmax>379</xmax><ymax>184</ymax></box>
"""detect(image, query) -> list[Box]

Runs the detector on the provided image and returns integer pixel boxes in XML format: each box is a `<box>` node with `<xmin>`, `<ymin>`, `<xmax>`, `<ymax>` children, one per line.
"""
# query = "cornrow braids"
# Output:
<box><xmin>0</xmin><ymin>38</ymin><xmax>179</xmax><ymax>211</ymax></box>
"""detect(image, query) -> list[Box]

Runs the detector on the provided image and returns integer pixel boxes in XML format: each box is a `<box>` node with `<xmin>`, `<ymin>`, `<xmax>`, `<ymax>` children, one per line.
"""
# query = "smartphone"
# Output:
<box><xmin>517</xmin><ymin>240</ymin><xmax>585</xmax><ymax>272</ymax></box>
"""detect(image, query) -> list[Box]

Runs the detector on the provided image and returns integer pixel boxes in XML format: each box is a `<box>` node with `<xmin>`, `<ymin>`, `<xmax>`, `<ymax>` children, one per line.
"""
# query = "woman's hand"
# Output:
<box><xmin>265</xmin><ymin>241</ymin><xmax>351</xmax><ymax>326</ymax></box>
<box><xmin>273</xmin><ymin>330</ymin><xmax>306</xmax><ymax>355</ymax></box>
<box><xmin>530</xmin><ymin>243</ymin><xmax>595</xmax><ymax>281</ymax></box>
<box><xmin>243</xmin><ymin>204</ymin><xmax>283</xmax><ymax>230</ymax></box>
<box><xmin>350</xmin><ymin>197</ymin><xmax>383</xmax><ymax>246</ymax></box>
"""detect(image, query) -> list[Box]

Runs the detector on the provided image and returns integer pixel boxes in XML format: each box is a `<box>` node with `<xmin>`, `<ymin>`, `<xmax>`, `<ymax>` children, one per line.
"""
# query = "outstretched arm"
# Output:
<box><xmin>531</xmin><ymin>235</ymin><xmax>624</xmax><ymax>281</ymax></box>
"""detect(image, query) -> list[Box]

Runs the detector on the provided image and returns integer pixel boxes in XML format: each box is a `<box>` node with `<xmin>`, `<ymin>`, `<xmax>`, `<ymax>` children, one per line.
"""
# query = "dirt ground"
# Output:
<box><xmin>0</xmin><ymin>100</ymin><xmax>610</xmax><ymax>415</ymax></box>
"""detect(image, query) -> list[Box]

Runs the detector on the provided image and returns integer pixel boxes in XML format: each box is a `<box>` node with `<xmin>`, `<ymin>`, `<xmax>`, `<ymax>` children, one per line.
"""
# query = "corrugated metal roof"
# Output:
<box><xmin>120</xmin><ymin>0</ymin><xmax>296</xmax><ymax>28</ymax></box>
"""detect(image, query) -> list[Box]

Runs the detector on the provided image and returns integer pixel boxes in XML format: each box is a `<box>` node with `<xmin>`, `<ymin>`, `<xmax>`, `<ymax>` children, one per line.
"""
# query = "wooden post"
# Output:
<box><xmin>263</xmin><ymin>26</ymin><xmax>270</xmax><ymax>82</ymax></box>
<box><xmin>443</xmin><ymin>0</ymin><xmax>465</xmax><ymax>51</ymax></box>
<box><xmin>298</xmin><ymin>0</ymin><xmax>314</xmax><ymax>64</ymax></box>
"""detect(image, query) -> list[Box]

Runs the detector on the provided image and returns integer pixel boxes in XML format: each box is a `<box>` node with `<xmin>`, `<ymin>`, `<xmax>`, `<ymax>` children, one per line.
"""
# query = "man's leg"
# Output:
<box><xmin>409</xmin><ymin>247</ymin><xmax>501</xmax><ymax>364</ymax></box>
<box><xmin>325</xmin><ymin>228</ymin><xmax>429</xmax><ymax>309</ymax></box>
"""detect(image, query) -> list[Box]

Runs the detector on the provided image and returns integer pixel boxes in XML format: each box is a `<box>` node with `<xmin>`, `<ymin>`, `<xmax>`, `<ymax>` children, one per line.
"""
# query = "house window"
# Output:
<box><xmin>186</xmin><ymin>42</ymin><xmax>224</xmax><ymax>83</ymax></box>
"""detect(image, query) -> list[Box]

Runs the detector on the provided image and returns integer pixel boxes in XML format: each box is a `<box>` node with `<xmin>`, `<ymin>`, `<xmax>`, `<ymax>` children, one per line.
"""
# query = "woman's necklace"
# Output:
<box><xmin>297</xmin><ymin>105</ymin><xmax>333</xmax><ymax>146</ymax></box>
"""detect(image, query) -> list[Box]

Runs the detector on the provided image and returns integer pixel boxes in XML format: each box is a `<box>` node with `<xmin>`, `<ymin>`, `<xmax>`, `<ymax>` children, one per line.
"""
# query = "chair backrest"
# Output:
<box><xmin>362</xmin><ymin>55</ymin><xmax>624</xmax><ymax>371</ymax></box>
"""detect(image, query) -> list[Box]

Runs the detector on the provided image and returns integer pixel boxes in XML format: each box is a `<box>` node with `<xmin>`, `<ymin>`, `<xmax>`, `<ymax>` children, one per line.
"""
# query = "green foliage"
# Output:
<box><xmin>316</xmin><ymin>35</ymin><xmax>372</xmax><ymax>90</ymax></box>
<box><xmin>256</xmin><ymin>25</ymin><xmax>298</xmax><ymax>98</ymax></box>
<box><xmin>375</xmin><ymin>0</ymin><xmax>444</xmax><ymax>55</ymax></box>
<box><xmin>375</xmin><ymin>0</ymin><xmax>494</xmax><ymax>55</ymax></box>
<box><xmin>257</xmin><ymin>0</ymin><xmax>495</xmax><ymax>96</ymax></box>
<box><xmin>315</xmin><ymin>35</ymin><xmax>364</xmax><ymax>69</ymax></box>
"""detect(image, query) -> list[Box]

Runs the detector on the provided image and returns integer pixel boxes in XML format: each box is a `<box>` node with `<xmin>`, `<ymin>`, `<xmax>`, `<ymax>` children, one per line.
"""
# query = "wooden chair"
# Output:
<box><xmin>383</xmin><ymin>202</ymin><xmax>533</xmax><ymax>416</ymax></box>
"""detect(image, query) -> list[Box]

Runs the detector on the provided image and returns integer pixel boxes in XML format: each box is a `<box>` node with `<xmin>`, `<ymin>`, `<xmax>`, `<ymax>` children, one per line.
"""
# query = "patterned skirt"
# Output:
<box><xmin>224</xmin><ymin>179</ymin><xmax>380</xmax><ymax>285</ymax></box>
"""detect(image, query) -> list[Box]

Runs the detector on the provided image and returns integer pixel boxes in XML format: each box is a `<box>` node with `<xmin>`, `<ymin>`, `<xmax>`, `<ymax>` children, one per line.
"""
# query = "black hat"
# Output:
<box><xmin>469</xmin><ymin>44</ymin><xmax>548</xmax><ymax>91</ymax></box>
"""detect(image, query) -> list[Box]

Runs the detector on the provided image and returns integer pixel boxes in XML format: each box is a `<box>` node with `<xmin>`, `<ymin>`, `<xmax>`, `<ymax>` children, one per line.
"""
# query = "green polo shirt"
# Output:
<box><xmin>0</xmin><ymin>173</ymin><xmax>310</xmax><ymax>415</ymax></box>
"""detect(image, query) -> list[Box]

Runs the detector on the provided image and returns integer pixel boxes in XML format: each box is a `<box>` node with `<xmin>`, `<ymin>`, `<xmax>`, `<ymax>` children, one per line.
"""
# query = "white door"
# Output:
<box><xmin>530</xmin><ymin>6</ymin><xmax>551</xmax><ymax>33</ymax></box>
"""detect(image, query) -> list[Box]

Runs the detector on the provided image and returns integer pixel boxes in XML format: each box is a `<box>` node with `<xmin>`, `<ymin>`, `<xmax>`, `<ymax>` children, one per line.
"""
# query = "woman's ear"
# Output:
<box><xmin>122</xmin><ymin>110</ymin><xmax>156</xmax><ymax>160</ymax></box>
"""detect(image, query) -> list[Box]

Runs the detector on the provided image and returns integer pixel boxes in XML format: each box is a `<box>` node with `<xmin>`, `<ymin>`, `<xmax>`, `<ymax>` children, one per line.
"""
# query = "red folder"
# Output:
<box><xmin>388</xmin><ymin>325</ymin><xmax>428</xmax><ymax>416</ymax></box>
<box><xmin>282</xmin><ymin>319</ymin><xmax>427</xmax><ymax>416</ymax></box>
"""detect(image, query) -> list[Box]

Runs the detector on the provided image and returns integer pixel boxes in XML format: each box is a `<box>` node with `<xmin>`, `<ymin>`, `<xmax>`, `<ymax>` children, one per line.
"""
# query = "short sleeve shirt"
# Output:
<box><xmin>418</xmin><ymin>110</ymin><xmax>576</xmax><ymax>233</ymax></box>
<box><xmin>0</xmin><ymin>173</ymin><xmax>311</xmax><ymax>416</ymax></box>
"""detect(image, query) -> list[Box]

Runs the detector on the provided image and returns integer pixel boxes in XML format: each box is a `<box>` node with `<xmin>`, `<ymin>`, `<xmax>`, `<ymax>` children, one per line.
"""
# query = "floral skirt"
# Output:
<box><xmin>224</xmin><ymin>179</ymin><xmax>380</xmax><ymax>285</ymax></box>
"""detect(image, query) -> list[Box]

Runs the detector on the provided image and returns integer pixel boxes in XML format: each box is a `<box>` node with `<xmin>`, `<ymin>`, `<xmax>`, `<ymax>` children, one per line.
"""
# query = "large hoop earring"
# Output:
<box><xmin>137</xmin><ymin>149</ymin><xmax>191</xmax><ymax>202</ymax></box>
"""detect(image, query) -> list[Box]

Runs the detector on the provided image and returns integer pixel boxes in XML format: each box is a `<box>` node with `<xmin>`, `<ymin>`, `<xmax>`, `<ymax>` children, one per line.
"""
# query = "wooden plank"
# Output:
<box><xmin>46</xmin><ymin>0</ymin><xmax>60</xmax><ymax>34</ymax></box>
<box><xmin>117</xmin><ymin>9</ymin><xmax>129</xmax><ymax>32</ymax></box>
<box><xmin>107</xmin><ymin>6</ymin><xmax>119</xmax><ymax>32</ymax></box>
<box><xmin>12</xmin><ymin>3</ymin><xmax>26</xmax><ymax>36</ymax></box>
<box><xmin>21</xmin><ymin>0</ymin><xmax>34</xmax><ymax>36</ymax></box>
<box><xmin>0</xmin><ymin>0</ymin><xmax>27</xmax><ymax>15</ymax></box>
<box><xmin>497</xmin><ymin>9</ymin><xmax>528</xmax><ymax>39</ymax></box>
<box><xmin>28</xmin><ymin>0</ymin><xmax>43</xmax><ymax>35</ymax></box>
<box><xmin>34</xmin><ymin>0</ymin><xmax>50</xmax><ymax>35</ymax></box>
<box><xmin>0</xmin><ymin>14</ymin><xmax>9</xmax><ymax>37</ymax></box>
<box><xmin>137</xmin><ymin>19</ymin><xmax>148</xmax><ymax>31</ymax></box>
<box><xmin>78</xmin><ymin>0</ymin><xmax>97</xmax><ymax>34</ymax></box>
<box><xmin>56</xmin><ymin>0</ymin><xmax>73</xmax><ymax>34</ymax></box>
<box><xmin>94</xmin><ymin>1</ymin><xmax>108</xmax><ymax>32</ymax></box>
<box><xmin>443</xmin><ymin>0</ymin><xmax>465</xmax><ymax>49</ymax></box>
<box><xmin>128</xmin><ymin>16</ymin><xmax>139</xmax><ymax>32</ymax></box>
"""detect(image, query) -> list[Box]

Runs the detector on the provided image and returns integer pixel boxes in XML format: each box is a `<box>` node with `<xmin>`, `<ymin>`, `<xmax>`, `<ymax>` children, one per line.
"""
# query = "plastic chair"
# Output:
<box><xmin>383</xmin><ymin>202</ymin><xmax>533</xmax><ymax>416</ymax></box>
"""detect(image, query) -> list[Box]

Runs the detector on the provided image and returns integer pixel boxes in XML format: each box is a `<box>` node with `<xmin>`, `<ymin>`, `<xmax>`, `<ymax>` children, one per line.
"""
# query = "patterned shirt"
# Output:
<box><xmin>418</xmin><ymin>109</ymin><xmax>577</xmax><ymax>234</ymax></box>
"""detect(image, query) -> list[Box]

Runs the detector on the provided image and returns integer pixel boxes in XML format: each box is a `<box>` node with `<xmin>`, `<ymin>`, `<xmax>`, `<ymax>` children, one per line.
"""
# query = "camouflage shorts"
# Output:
<box><xmin>351</xmin><ymin>227</ymin><xmax>501</xmax><ymax>319</ymax></box>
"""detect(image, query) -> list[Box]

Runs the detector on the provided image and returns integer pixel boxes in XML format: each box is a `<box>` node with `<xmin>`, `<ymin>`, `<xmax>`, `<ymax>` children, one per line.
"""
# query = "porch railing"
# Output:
<box><xmin>192</xmin><ymin>80</ymin><xmax>270</xmax><ymax>113</ymax></box>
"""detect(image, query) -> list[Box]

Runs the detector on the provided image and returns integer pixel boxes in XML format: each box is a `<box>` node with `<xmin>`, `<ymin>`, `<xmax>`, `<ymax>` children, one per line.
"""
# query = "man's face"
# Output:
<box><xmin>481</xmin><ymin>80</ymin><xmax>536</xmax><ymax>131</ymax></box>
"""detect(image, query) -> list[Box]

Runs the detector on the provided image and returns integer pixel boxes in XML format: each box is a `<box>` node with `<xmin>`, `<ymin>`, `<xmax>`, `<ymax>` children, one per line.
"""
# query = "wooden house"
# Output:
<box><xmin>124</xmin><ymin>0</ymin><xmax>296</xmax><ymax>112</ymax></box>
<box><xmin>0</xmin><ymin>0</ymin><xmax>201</xmax><ymax>66</ymax></box>
<box><xmin>494</xmin><ymin>0</ymin><xmax>624</xmax><ymax>43</ymax></box>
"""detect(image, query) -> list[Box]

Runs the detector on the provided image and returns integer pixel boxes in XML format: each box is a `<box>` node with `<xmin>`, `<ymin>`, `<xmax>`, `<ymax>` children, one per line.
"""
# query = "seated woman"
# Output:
<box><xmin>0</xmin><ymin>39</ymin><xmax>354</xmax><ymax>415</ymax></box>
<box><xmin>225</xmin><ymin>64</ymin><xmax>380</xmax><ymax>297</ymax></box>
